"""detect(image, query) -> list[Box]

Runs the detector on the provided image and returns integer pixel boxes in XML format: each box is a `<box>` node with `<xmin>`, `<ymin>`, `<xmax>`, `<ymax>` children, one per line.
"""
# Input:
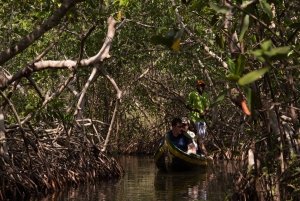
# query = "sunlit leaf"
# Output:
<box><xmin>239</xmin><ymin>15</ymin><xmax>249</xmax><ymax>42</ymax></box>
<box><xmin>25</xmin><ymin>104</ymin><xmax>34</xmax><ymax>110</ymax></box>
<box><xmin>252</xmin><ymin>35</ymin><xmax>257</xmax><ymax>43</ymax></box>
<box><xmin>268</xmin><ymin>46</ymin><xmax>290</xmax><ymax>61</ymax></box>
<box><xmin>261</xmin><ymin>40</ymin><xmax>272</xmax><ymax>51</ymax></box>
<box><xmin>269</xmin><ymin>46</ymin><xmax>290</xmax><ymax>55</ymax></box>
<box><xmin>251</xmin><ymin>49</ymin><xmax>263</xmax><ymax>57</ymax></box>
<box><xmin>172</xmin><ymin>38</ymin><xmax>181</xmax><ymax>51</ymax></box>
<box><xmin>119</xmin><ymin>0</ymin><xmax>128</xmax><ymax>6</ymax></box>
<box><xmin>238</xmin><ymin>67</ymin><xmax>270</xmax><ymax>86</ymax></box>
<box><xmin>209</xmin><ymin>3</ymin><xmax>230</xmax><ymax>14</ymax></box>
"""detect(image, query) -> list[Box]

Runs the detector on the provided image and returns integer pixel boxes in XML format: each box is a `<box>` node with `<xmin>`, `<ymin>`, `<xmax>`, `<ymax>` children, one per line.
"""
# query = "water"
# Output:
<box><xmin>36</xmin><ymin>155</ymin><xmax>236</xmax><ymax>201</ymax></box>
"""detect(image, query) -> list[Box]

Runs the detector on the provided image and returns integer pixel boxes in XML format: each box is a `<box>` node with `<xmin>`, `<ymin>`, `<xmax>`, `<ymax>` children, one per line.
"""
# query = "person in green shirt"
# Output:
<box><xmin>186</xmin><ymin>80</ymin><xmax>210</xmax><ymax>142</ymax></box>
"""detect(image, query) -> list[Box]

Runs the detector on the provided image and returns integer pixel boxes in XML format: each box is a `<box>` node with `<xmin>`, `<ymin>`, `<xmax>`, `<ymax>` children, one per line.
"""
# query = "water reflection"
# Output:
<box><xmin>154</xmin><ymin>170</ymin><xmax>208</xmax><ymax>200</ymax></box>
<box><xmin>30</xmin><ymin>156</ymin><xmax>235</xmax><ymax>201</ymax></box>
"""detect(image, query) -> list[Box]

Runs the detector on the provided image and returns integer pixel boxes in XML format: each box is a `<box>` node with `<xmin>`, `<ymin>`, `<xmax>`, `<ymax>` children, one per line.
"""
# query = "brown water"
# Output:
<box><xmin>35</xmin><ymin>155</ymin><xmax>236</xmax><ymax>201</ymax></box>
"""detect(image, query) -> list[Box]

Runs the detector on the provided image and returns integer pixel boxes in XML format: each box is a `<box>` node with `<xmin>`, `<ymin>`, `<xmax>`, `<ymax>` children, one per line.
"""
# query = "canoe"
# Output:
<box><xmin>154</xmin><ymin>134</ymin><xmax>207</xmax><ymax>172</ymax></box>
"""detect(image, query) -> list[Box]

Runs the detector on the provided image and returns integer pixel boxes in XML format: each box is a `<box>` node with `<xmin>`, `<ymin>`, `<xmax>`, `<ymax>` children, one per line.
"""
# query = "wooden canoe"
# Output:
<box><xmin>154</xmin><ymin>134</ymin><xmax>207</xmax><ymax>172</ymax></box>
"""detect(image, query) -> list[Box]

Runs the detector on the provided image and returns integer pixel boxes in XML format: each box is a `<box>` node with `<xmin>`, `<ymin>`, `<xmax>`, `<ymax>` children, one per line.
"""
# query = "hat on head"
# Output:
<box><xmin>181</xmin><ymin>117</ymin><xmax>190</xmax><ymax>125</ymax></box>
<box><xmin>197</xmin><ymin>80</ymin><xmax>206</xmax><ymax>86</ymax></box>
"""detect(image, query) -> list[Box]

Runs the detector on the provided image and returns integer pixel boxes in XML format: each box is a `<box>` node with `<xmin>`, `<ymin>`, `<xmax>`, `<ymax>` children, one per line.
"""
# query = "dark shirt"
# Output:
<box><xmin>166</xmin><ymin>130</ymin><xmax>193</xmax><ymax>152</ymax></box>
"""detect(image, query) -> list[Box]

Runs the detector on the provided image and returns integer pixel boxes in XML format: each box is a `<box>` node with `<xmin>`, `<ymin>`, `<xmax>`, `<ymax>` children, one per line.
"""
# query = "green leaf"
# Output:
<box><xmin>238</xmin><ymin>67</ymin><xmax>270</xmax><ymax>86</ymax></box>
<box><xmin>251</xmin><ymin>49</ymin><xmax>266</xmax><ymax>62</ymax></box>
<box><xmin>251</xmin><ymin>49</ymin><xmax>263</xmax><ymax>57</ymax></box>
<box><xmin>165</xmin><ymin>29</ymin><xmax>176</xmax><ymax>39</ymax></box>
<box><xmin>225</xmin><ymin>74</ymin><xmax>240</xmax><ymax>82</ymax></box>
<box><xmin>252</xmin><ymin>35</ymin><xmax>257</xmax><ymax>43</ymax></box>
<box><xmin>261</xmin><ymin>40</ymin><xmax>272</xmax><ymax>51</ymax></box>
<box><xmin>262</xmin><ymin>166</ymin><xmax>268</xmax><ymax>174</ymax></box>
<box><xmin>173</xmin><ymin>28</ymin><xmax>185</xmax><ymax>42</ymax></box>
<box><xmin>25</xmin><ymin>104</ymin><xmax>34</xmax><ymax>110</ymax></box>
<box><xmin>268</xmin><ymin>46</ymin><xmax>290</xmax><ymax>58</ymax></box>
<box><xmin>209</xmin><ymin>3</ymin><xmax>230</xmax><ymax>14</ymax></box>
<box><xmin>236</xmin><ymin>54</ymin><xmax>246</xmax><ymax>76</ymax></box>
<box><xmin>260</xmin><ymin>0</ymin><xmax>273</xmax><ymax>19</ymax></box>
<box><xmin>239</xmin><ymin>15</ymin><xmax>249</xmax><ymax>42</ymax></box>
<box><xmin>210</xmin><ymin>89</ymin><xmax>230</xmax><ymax>108</ymax></box>
<box><xmin>119</xmin><ymin>0</ymin><xmax>129</xmax><ymax>6</ymax></box>
<box><xmin>190</xmin><ymin>0</ymin><xmax>207</xmax><ymax>12</ymax></box>
<box><xmin>227</xmin><ymin>57</ymin><xmax>235</xmax><ymax>75</ymax></box>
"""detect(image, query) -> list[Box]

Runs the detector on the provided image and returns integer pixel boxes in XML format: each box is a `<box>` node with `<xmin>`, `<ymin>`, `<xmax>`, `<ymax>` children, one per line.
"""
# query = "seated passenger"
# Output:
<box><xmin>181</xmin><ymin>117</ymin><xmax>198</xmax><ymax>154</ymax></box>
<box><xmin>181</xmin><ymin>117</ymin><xmax>209</xmax><ymax>157</ymax></box>
<box><xmin>165</xmin><ymin>117</ymin><xmax>196</xmax><ymax>154</ymax></box>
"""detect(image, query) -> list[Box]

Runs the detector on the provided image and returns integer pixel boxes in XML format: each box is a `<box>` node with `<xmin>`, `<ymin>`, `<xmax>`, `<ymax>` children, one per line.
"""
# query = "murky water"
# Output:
<box><xmin>36</xmin><ymin>155</ymin><xmax>236</xmax><ymax>201</ymax></box>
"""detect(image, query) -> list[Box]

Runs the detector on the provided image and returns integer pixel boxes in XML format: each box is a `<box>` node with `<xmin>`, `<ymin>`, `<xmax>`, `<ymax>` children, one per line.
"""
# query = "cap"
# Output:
<box><xmin>197</xmin><ymin>80</ymin><xmax>206</xmax><ymax>86</ymax></box>
<box><xmin>181</xmin><ymin>117</ymin><xmax>190</xmax><ymax>125</ymax></box>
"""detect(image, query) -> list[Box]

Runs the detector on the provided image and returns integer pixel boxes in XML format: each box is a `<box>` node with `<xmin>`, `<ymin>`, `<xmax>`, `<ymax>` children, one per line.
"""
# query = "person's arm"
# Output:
<box><xmin>197</xmin><ymin>136</ymin><xmax>213</xmax><ymax>159</ymax></box>
<box><xmin>197</xmin><ymin>137</ymin><xmax>207</xmax><ymax>156</ymax></box>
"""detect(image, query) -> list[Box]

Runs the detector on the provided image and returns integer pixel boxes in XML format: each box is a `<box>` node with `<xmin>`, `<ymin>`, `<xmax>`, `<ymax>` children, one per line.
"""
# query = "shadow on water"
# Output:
<box><xmin>30</xmin><ymin>155</ymin><xmax>236</xmax><ymax>201</ymax></box>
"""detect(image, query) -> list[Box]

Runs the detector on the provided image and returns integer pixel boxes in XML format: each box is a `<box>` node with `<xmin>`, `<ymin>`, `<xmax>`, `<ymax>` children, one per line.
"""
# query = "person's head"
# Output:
<box><xmin>171</xmin><ymin>117</ymin><xmax>183</xmax><ymax>136</ymax></box>
<box><xmin>181</xmin><ymin>117</ymin><xmax>190</xmax><ymax>132</ymax></box>
<box><xmin>197</xmin><ymin>80</ymin><xmax>206</xmax><ymax>93</ymax></box>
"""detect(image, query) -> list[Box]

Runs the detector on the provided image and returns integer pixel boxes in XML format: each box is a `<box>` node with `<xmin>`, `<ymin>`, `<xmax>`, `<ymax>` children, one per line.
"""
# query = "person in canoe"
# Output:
<box><xmin>164</xmin><ymin>117</ymin><xmax>197</xmax><ymax>154</ymax></box>
<box><xmin>181</xmin><ymin>117</ymin><xmax>209</xmax><ymax>157</ymax></box>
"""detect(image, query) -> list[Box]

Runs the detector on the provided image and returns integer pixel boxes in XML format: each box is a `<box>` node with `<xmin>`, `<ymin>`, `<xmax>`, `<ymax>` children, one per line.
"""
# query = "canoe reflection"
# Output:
<box><xmin>154</xmin><ymin>169</ymin><xmax>208</xmax><ymax>200</ymax></box>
